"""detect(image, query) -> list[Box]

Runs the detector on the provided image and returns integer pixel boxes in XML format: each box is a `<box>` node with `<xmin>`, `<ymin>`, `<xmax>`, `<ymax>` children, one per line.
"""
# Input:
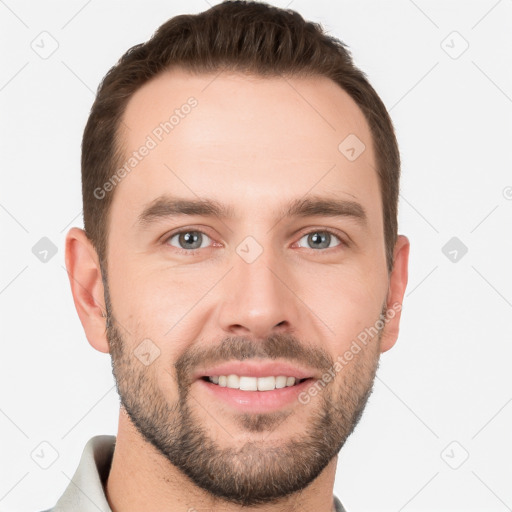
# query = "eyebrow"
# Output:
<box><xmin>136</xmin><ymin>194</ymin><xmax>368</xmax><ymax>228</ymax></box>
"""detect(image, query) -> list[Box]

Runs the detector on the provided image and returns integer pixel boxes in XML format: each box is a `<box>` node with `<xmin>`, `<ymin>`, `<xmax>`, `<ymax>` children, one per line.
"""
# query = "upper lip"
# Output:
<box><xmin>194</xmin><ymin>360</ymin><xmax>318</xmax><ymax>380</ymax></box>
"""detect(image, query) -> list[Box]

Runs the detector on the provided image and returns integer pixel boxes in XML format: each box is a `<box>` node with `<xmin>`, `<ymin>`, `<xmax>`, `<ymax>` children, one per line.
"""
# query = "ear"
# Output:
<box><xmin>64</xmin><ymin>227</ymin><xmax>110</xmax><ymax>354</ymax></box>
<box><xmin>380</xmin><ymin>235</ymin><xmax>410</xmax><ymax>353</ymax></box>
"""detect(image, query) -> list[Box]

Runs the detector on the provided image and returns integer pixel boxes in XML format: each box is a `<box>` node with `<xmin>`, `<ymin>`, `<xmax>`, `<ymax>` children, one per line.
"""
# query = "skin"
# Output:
<box><xmin>65</xmin><ymin>69</ymin><xmax>409</xmax><ymax>512</ymax></box>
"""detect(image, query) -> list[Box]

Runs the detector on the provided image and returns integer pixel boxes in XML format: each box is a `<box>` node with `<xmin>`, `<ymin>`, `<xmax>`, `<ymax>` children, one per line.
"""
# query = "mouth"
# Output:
<box><xmin>192</xmin><ymin>361</ymin><xmax>318</xmax><ymax>412</ymax></box>
<box><xmin>197</xmin><ymin>374</ymin><xmax>316</xmax><ymax>413</ymax></box>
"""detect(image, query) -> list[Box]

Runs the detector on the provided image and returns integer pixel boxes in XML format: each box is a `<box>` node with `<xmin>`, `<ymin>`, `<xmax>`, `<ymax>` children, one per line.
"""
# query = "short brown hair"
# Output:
<box><xmin>82</xmin><ymin>0</ymin><xmax>400</xmax><ymax>274</ymax></box>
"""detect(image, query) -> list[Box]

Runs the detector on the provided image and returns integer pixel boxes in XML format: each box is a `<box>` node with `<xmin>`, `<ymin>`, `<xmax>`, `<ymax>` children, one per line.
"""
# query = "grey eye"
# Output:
<box><xmin>298</xmin><ymin>231</ymin><xmax>341</xmax><ymax>250</ymax></box>
<box><xmin>168</xmin><ymin>231</ymin><xmax>211</xmax><ymax>250</ymax></box>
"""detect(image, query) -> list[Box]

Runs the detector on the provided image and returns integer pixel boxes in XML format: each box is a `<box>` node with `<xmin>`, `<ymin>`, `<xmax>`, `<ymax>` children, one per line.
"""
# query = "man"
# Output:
<box><xmin>51</xmin><ymin>1</ymin><xmax>409</xmax><ymax>511</ymax></box>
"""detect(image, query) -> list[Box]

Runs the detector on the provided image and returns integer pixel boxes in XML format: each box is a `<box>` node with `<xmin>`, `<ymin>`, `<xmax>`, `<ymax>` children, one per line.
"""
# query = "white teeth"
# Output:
<box><xmin>207</xmin><ymin>374</ymin><xmax>302</xmax><ymax>391</ymax></box>
<box><xmin>275</xmin><ymin>376</ymin><xmax>287</xmax><ymax>389</ymax></box>
<box><xmin>239</xmin><ymin>376</ymin><xmax>258</xmax><ymax>391</ymax></box>
<box><xmin>226</xmin><ymin>374</ymin><xmax>239</xmax><ymax>388</ymax></box>
<box><xmin>257</xmin><ymin>376</ymin><xmax>275</xmax><ymax>391</ymax></box>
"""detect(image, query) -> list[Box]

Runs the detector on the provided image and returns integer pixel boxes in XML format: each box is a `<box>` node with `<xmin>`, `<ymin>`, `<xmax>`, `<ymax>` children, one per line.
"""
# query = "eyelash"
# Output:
<box><xmin>163</xmin><ymin>227</ymin><xmax>348</xmax><ymax>256</ymax></box>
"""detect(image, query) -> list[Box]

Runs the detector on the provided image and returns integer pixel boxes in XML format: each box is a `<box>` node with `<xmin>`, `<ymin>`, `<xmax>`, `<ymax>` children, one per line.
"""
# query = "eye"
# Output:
<box><xmin>296</xmin><ymin>229</ymin><xmax>344</xmax><ymax>250</ymax></box>
<box><xmin>165</xmin><ymin>230</ymin><xmax>213</xmax><ymax>253</ymax></box>
<box><xmin>163</xmin><ymin>227</ymin><xmax>346</xmax><ymax>256</ymax></box>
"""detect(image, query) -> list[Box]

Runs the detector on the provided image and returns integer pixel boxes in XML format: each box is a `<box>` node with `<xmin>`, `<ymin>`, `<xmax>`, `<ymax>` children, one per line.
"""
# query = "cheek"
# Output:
<box><xmin>300</xmin><ymin>265</ymin><xmax>387</xmax><ymax>349</ymax></box>
<box><xmin>295</xmin><ymin>225</ymin><xmax>387</xmax><ymax>309</ymax></box>
<box><xmin>109</xmin><ymin>259</ymin><xmax>217</xmax><ymax>367</ymax></box>
<box><xmin>110</xmin><ymin>254</ymin><xmax>208</xmax><ymax>323</ymax></box>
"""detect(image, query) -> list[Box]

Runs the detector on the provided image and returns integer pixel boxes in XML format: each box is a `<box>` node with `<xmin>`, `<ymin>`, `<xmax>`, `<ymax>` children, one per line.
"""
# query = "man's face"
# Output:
<box><xmin>105</xmin><ymin>70</ymin><xmax>391</xmax><ymax>505</ymax></box>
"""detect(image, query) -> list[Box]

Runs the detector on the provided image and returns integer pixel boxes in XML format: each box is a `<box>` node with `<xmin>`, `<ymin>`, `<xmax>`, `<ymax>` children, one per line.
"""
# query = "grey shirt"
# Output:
<box><xmin>41</xmin><ymin>436</ymin><xmax>347</xmax><ymax>512</ymax></box>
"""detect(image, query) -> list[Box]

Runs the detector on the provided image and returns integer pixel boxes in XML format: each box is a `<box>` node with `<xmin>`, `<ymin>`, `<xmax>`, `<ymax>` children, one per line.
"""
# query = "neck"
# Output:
<box><xmin>105</xmin><ymin>409</ymin><xmax>338</xmax><ymax>512</ymax></box>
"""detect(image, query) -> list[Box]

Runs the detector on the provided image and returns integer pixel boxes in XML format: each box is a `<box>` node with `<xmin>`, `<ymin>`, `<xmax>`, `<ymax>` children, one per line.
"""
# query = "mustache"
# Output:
<box><xmin>174</xmin><ymin>333</ymin><xmax>334</xmax><ymax>386</ymax></box>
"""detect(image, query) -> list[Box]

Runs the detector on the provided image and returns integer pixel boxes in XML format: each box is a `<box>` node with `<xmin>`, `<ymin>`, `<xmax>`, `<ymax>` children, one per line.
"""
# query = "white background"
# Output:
<box><xmin>1</xmin><ymin>1</ymin><xmax>511</xmax><ymax>511</ymax></box>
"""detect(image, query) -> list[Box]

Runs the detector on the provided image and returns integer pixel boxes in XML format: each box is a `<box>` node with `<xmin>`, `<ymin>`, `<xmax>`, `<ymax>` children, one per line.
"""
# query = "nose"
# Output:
<box><xmin>217</xmin><ymin>244</ymin><xmax>301</xmax><ymax>340</ymax></box>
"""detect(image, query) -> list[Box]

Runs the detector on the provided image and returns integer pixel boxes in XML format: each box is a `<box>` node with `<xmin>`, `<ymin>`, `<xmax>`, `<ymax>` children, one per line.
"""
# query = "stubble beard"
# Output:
<box><xmin>105</xmin><ymin>293</ymin><xmax>383</xmax><ymax>506</ymax></box>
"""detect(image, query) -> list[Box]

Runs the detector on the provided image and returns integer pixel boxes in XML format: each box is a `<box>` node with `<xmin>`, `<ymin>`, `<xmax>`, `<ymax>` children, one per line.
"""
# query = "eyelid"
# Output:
<box><xmin>161</xmin><ymin>224</ymin><xmax>215</xmax><ymax>240</ymax></box>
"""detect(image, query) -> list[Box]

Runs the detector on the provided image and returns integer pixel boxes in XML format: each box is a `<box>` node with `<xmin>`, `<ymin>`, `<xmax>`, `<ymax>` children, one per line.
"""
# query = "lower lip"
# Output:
<box><xmin>196</xmin><ymin>378</ymin><xmax>314</xmax><ymax>413</ymax></box>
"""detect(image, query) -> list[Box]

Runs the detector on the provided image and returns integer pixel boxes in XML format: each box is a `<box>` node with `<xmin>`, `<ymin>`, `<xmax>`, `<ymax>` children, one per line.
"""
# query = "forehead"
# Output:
<box><xmin>112</xmin><ymin>69</ymin><xmax>380</xmax><ymax>227</ymax></box>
